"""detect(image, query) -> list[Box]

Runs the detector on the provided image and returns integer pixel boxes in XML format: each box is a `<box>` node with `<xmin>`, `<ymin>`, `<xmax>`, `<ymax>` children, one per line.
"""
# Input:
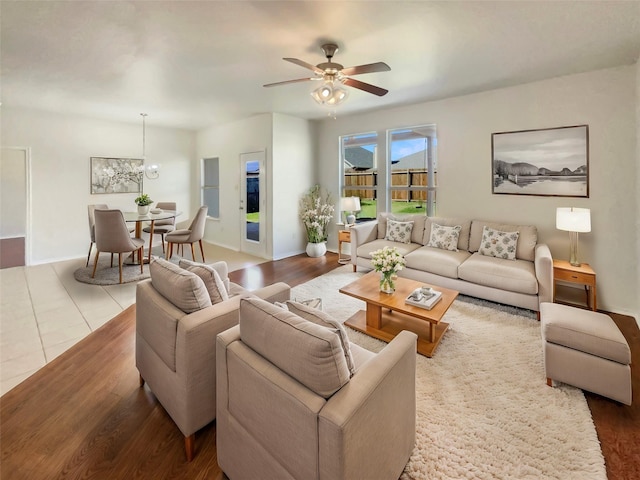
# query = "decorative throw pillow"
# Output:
<box><xmin>286</xmin><ymin>300</ymin><xmax>356</xmax><ymax>377</ymax></box>
<box><xmin>179</xmin><ymin>259</ymin><xmax>229</xmax><ymax>304</ymax></box>
<box><xmin>427</xmin><ymin>223</ymin><xmax>462</xmax><ymax>251</ymax></box>
<box><xmin>385</xmin><ymin>219</ymin><xmax>414</xmax><ymax>244</ymax></box>
<box><xmin>150</xmin><ymin>258</ymin><xmax>212</xmax><ymax>313</ymax></box>
<box><xmin>478</xmin><ymin>226</ymin><xmax>519</xmax><ymax>260</ymax></box>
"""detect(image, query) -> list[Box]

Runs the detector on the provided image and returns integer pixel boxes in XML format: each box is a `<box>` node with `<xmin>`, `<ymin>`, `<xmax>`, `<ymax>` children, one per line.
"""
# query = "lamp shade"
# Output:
<box><xmin>340</xmin><ymin>196</ymin><xmax>361</xmax><ymax>213</ymax></box>
<box><xmin>556</xmin><ymin>207</ymin><xmax>591</xmax><ymax>233</ymax></box>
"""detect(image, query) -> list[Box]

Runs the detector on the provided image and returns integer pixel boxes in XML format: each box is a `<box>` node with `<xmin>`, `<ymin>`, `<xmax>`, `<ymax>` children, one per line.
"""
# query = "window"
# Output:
<box><xmin>340</xmin><ymin>132</ymin><xmax>378</xmax><ymax>222</ymax></box>
<box><xmin>202</xmin><ymin>157</ymin><xmax>219</xmax><ymax>218</ymax></box>
<box><xmin>388</xmin><ymin>125</ymin><xmax>437</xmax><ymax>216</ymax></box>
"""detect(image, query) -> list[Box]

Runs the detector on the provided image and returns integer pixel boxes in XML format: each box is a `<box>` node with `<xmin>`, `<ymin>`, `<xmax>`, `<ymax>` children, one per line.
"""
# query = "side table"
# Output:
<box><xmin>553</xmin><ymin>259</ymin><xmax>597</xmax><ymax>311</ymax></box>
<box><xmin>338</xmin><ymin>229</ymin><xmax>351</xmax><ymax>265</ymax></box>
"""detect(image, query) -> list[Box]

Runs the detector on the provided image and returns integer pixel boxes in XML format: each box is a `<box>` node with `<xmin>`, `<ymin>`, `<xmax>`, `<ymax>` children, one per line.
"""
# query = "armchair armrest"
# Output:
<box><xmin>252</xmin><ymin>282</ymin><xmax>291</xmax><ymax>304</ymax></box>
<box><xmin>318</xmin><ymin>330</ymin><xmax>417</xmax><ymax>480</ymax></box>
<box><xmin>535</xmin><ymin>243</ymin><xmax>553</xmax><ymax>308</ymax></box>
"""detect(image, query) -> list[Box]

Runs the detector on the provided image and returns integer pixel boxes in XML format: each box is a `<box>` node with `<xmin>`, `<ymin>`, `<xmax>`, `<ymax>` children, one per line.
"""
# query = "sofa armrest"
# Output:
<box><xmin>349</xmin><ymin>221</ymin><xmax>378</xmax><ymax>268</ymax></box>
<box><xmin>535</xmin><ymin>243</ymin><xmax>553</xmax><ymax>308</ymax></box>
<box><xmin>318</xmin><ymin>330</ymin><xmax>417</xmax><ymax>480</ymax></box>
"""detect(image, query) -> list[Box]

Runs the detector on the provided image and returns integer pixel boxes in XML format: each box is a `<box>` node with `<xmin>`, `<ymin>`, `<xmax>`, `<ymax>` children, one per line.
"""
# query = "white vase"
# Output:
<box><xmin>137</xmin><ymin>205</ymin><xmax>150</xmax><ymax>215</ymax></box>
<box><xmin>306</xmin><ymin>242</ymin><xmax>327</xmax><ymax>257</ymax></box>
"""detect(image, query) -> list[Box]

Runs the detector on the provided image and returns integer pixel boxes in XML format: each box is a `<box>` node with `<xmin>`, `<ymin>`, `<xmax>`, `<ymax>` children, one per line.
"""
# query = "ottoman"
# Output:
<box><xmin>540</xmin><ymin>302</ymin><xmax>632</xmax><ymax>405</ymax></box>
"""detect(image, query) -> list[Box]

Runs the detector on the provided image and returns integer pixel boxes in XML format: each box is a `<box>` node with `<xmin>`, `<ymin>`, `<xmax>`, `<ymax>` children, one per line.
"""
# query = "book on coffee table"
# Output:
<box><xmin>405</xmin><ymin>289</ymin><xmax>442</xmax><ymax>310</ymax></box>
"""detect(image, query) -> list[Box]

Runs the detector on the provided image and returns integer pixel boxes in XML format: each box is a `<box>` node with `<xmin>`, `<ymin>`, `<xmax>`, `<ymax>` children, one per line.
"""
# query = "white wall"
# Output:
<box><xmin>271</xmin><ymin>113</ymin><xmax>316</xmax><ymax>260</ymax></box>
<box><xmin>317</xmin><ymin>66</ymin><xmax>638</xmax><ymax>318</ymax></box>
<box><xmin>196</xmin><ymin>114</ymin><xmax>273</xmax><ymax>254</ymax></box>
<box><xmin>1</xmin><ymin>107</ymin><xmax>195</xmax><ymax>264</ymax></box>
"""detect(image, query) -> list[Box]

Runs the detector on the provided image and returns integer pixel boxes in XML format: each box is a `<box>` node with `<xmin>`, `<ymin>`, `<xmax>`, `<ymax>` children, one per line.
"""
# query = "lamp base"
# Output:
<box><xmin>346</xmin><ymin>214</ymin><xmax>356</xmax><ymax>225</ymax></box>
<box><xmin>568</xmin><ymin>231</ymin><xmax>581</xmax><ymax>267</ymax></box>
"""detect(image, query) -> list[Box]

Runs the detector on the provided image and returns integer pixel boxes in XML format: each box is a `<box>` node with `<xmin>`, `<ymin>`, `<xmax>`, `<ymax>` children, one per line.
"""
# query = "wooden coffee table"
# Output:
<box><xmin>340</xmin><ymin>271</ymin><xmax>459</xmax><ymax>357</ymax></box>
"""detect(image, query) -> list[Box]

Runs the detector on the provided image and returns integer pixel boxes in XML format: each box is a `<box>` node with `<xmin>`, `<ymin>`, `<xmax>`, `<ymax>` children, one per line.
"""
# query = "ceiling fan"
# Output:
<box><xmin>263</xmin><ymin>43</ymin><xmax>390</xmax><ymax>105</ymax></box>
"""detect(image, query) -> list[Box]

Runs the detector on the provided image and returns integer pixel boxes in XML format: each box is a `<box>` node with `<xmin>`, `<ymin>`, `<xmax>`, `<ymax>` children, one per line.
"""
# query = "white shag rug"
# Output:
<box><xmin>291</xmin><ymin>265</ymin><xmax>606</xmax><ymax>480</ymax></box>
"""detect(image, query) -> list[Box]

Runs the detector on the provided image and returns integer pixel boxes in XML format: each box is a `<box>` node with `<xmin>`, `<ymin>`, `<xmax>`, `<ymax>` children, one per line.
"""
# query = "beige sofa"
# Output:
<box><xmin>350</xmin><ymin>214</ymin><xmax>553</xmax><ymax>313</ymax></box>
<box><xmin>216</xmin><ymin>297</ymin><xmax>418</xmax><ymax>480</ymax></box>
<box><xmin>135</xmin><ymin>258</ymin><xmax>290</xmax><ymax>461</ymax></box>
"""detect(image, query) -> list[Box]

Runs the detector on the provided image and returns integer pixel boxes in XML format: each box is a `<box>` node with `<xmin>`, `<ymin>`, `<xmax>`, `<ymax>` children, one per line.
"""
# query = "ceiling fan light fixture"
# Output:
<box><xmin>311</xmin><ymin>81</ymin><xmax>348</xmax><ymax>106</ymax></box>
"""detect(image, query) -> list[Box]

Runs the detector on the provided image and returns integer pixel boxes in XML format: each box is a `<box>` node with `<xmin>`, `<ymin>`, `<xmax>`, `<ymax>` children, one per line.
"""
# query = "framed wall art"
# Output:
<box><xmin>491</xmin><ymin>125</ymin><xmax>589</xmax><ymax>197</ymax></box>
<box><xmin>90</xmin><ymin>157</ymin><xmax>144</xmax><ymax>194</ymax></box>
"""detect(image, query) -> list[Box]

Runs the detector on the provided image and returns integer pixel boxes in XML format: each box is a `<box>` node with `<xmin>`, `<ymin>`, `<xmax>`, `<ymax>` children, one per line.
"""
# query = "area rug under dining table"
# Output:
<box><xmin>291</xmin><ymin>265</ymin><xmax>606</xmax><ymax>480</ymax></box>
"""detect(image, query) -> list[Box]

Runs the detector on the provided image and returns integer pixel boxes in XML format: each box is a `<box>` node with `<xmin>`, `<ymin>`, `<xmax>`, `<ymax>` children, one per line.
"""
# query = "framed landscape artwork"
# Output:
<box><xmin>90</xmin><ymin>157</ymin><xmax>144</xmax><ymax>194</ymax></box>
<box><xmin>491</xmin><ymin>125</ymin><xmax>589</xmax><ymax>197</ymax></box>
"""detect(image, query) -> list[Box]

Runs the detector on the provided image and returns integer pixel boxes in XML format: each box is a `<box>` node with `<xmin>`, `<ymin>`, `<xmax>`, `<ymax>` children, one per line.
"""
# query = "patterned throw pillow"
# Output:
<box><xmin>427</xmin><ymin>223</ymin><xmax>462</xmax><ymax>251</ymax></box>
<box><xmin>385</xmin><ymin>219</ymin><xmax>414</xmax><ymax>244</ymax></box>
<box><xmin>479</xmin><ymin>226</ymin><xmax>519</xmax><ymax>260</ymax></box>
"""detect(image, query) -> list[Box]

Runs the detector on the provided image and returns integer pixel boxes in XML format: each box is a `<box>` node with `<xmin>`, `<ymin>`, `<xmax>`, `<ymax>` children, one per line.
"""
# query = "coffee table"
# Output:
<box><xmin>340</xmin><ymin>271</ymin><xmax>459</xmax><ymax>357</ymax></box>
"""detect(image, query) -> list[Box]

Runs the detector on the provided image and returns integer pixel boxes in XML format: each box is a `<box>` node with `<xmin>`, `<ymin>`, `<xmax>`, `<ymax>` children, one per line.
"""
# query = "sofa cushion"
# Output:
<box><xmin>179</xmin><ymin>259</ymin><xmax>229</xmax><ymax>304</ymax></box>
<box><xmin>469</xmin><ymin>221</ymin><xmax>537</xmax><ymax>261</ymax></box>
<box><xmin>356</xmin><ymin>238</ymin><xmax>422</xmax><ymax>260</ymax></box>
<box><xmin>478</xmin><ymin>226</ymin><xmax>519</xmax><ymax>261</ymax></box>
<box><xmin>404</xmin><ymin>247</ymin><xmax>471</xmax><ymax>279</ymax></box>
<box><xmin>285</xmin><ymin>300</ymin><xmax>356</xmax><ymax>376</ymax></box>
<box><xmin>423</xmin><ymin>217</ymin><xmax>472</xmax><ymax>251</ymax></box>
<box><xmin>385</xmin><ymin>219</ymin><xmax>414</xmax><ymax>244</ymax></box>
<box><xmin>377</xmin><ymin>213</ymin><xmax>427</xmax><ymax>245</ymax></box>
<box><xmin>458</xmin><ymin>252</ymin><xmax>538</xmax><ymax>295</ymax></box>
<box><xmin>150</xmin><ymin>258</ymin><xmax>212</xmax><ymax>313</ymax></box>
<box><xmin>239</xmin><ymin>298</ymin><xmax>351</xmax><ymax>398</ymax></box>
<box><xmin>426</xmin><ymin>223</ymin><xmax>462</xmax><ymax>252</ymax></box>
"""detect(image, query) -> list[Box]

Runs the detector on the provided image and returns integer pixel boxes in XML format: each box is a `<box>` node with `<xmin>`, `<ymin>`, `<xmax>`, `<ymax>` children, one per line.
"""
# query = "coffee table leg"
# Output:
<box><xmin>430</xmin><ymin>323</ymin><xmax>436</xmax><ymax>342</ymax></box>
<box><xmin>366</xmin><ymin>304</ymin><xmax>382</xmax><ymax>329</ymax></box>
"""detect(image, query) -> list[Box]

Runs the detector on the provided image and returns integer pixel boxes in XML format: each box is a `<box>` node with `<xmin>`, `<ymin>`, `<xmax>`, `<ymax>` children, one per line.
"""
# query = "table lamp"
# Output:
<box><xmin>340</xmin><ymin>196</ymin><xmax>361</xmax><ymax>225</ymax></box>
<box><xmin>556</xmin><ymin>207</ymin><xmax>591</xmax><ymax>266</ymax></box>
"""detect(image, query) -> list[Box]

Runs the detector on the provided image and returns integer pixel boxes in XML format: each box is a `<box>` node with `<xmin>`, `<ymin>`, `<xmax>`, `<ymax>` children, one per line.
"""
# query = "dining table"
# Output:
<box><xmin>123</xmin><ymin>209</ymin><xmax>182</xmax><ymax>263</ymax></box>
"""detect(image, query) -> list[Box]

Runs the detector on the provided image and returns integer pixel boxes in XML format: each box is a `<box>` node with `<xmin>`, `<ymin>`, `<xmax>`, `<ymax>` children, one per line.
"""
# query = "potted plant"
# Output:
<box><xmin>299</xmin><ymin>185</ymin><xmax>334</xmax><ymax>257</ymax></box>
<box><xmin>370</xmin><ymin>246</ymin><xmax>406</xmax><ymax>293</ymax></box>
<box><xmin>135</xmin><ymin>193</ymin><xmax>153</xmax><ymax>215</ymax></box>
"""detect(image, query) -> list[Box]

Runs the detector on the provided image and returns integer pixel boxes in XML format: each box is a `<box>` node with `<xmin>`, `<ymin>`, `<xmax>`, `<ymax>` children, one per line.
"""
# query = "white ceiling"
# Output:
<box><xmin>2</xmin><ymin>1</ymin><xmax>639</xmax><ymax>130</ymax></box>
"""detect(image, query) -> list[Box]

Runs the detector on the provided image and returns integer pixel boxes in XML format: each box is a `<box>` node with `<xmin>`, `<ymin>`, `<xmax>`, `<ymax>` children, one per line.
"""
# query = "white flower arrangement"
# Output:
<box><xmin>299</xmin><ymin>185</ymin><xmax>335</xmax><ymax>244</ymax></box>
<box><xmin>370</xmin><ymin>246</ymin><xmax>406</xmax><ymax>274</ymax></box>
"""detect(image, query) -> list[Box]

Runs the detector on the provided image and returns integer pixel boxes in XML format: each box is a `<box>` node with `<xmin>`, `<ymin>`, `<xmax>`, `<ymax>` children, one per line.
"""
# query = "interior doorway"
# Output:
<box><xmin>240</xmin><ymin>151</ymin><xmax>266</xmax><ymax>257</ymax></box>
<box><xmin>0</xmin><ymin>147</ymin><xmax>29</xmax><ymax>268</ymax></box>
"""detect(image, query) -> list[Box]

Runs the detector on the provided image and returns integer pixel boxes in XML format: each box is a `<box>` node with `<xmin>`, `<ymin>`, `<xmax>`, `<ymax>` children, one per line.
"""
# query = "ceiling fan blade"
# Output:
<box><xmin>341</xmin><ymin>62</ymin><xmax>391</xmax><ymax>76</ymax></box>
<box><xmin>283</xmin><ymin>57</ymin><xmax>325</xmax><ymax>75</ymax></box>
<box><xmin>343</xmin><ymin>78</ymin><xmax>388</xmax><ymax>96</ymax></box>
<box><xmin>263</xmin><ymin>78</ymin><xmax>313</xmax><ymax>88</ymax></box>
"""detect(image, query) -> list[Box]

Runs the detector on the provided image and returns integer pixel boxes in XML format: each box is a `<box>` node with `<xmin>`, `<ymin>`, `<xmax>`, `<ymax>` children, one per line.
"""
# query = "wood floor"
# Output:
<box><xmin>1</xmin><ymin>252</ymin><xmax>638</xmax><ymax>479</ymax></box>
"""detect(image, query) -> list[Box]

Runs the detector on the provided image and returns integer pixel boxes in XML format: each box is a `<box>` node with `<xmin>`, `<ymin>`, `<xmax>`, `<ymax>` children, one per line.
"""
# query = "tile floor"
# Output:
<box><xmin>0</xmin><ymin>243</ymin><xmax>267</xmax><ymax>396</ymax></box>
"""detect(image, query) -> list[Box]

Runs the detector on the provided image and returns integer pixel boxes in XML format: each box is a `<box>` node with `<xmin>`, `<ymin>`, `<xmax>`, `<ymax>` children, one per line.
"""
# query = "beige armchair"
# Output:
<box><xmin>135</xmin><ymin>258</ymin><xmax>290</xmax><ymax>461</ymax></box>
<box><xmin>216</xmin><ymin>298</ymin><xmax>417</xmax><ymax>480</ymax></box>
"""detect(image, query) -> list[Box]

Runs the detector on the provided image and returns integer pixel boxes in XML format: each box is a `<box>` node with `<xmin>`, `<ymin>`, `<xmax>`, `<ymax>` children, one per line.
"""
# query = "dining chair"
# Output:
<box><xmin>92</xmin><ymin>209</ymin><xmax>145</xmax><ymax>284</ymax></box>
<box><xmin>86</xmin><ymin>204</ymin><xmax>108</xmax><ymax>267</ymax></box>
<box><xmin>142</xmin><ymin>202</ymin><xmax>176</xmax><ymax>253</ymax></box>
<box><xmin>165</xmin><ymin>206</ymin><xmax>208</xmax><ymax>262</ymax></box>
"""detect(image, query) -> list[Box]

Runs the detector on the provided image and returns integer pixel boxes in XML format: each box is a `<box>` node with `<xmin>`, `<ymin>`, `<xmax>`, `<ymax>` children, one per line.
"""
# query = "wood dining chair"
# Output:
<box><xmin>165</xmin><ymin>206</ymin><xmax>208</xmax><ymax>262</ymax></box>
<box><xmin>92</xmin><ymin>209</ymin><xmax>145</xmax><ymax>284</ymax></box>
<box><xmin>142</xmin><ymin>202</ymin><xmax>176</xmax><ymax>253</ymax></box>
